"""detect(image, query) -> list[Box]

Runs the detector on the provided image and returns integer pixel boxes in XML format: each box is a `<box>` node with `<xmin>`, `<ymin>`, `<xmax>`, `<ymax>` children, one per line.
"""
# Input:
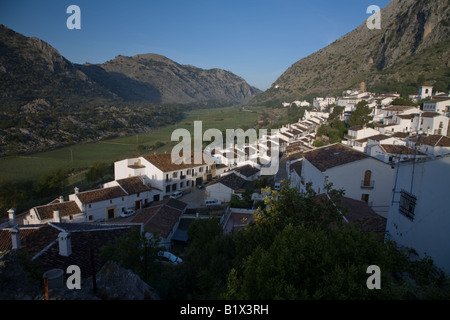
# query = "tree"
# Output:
<box><xmin>85</xmin><ymin>161</ymin><xmax>112</xmax><ymax>184</ymax></box>
<box><xmin>34</xmin><ymin>169</ymin><xmax>68</xmax><ymax>198</ymax></box>
<box><xmin>100</xmin><ymin>228</ymin><xmax>162</xmax><ymax>282</ymax></box>
<box><xmin>225</xmin><ymin>183</ymin><xmax>450</xmax><ymax>300</ymax></box>
<box><xmin>348</xmin><ymin>100</ymin><xmax>373</xmax><ymax>127</ymax></box>
<box><xmin>391</xmin><ymin>97</ymin><xmax>417</xmax><ymax>106</ymax></box>
<box><xmin>226</xmin><ymin>224</ymin><xmax>449</xmax><ymax>299</ymax></box>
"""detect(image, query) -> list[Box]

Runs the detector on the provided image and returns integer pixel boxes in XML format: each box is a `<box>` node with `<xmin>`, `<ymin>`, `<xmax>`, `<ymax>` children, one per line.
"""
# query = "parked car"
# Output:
<box><xmin>205</xmin><ymin>198</ymin><xmax>222</xmax><ymax>207</ymax></box>
<box><xmin>157</xmin><ymin>251</ymin><xmax>183</xmax><ymax>265</ymax></box>
<box><xmin>120</xmin><ymin>208</ymin><xmax>135</xmax><ymax>218</ymax></box>
<box><xmin>170</xmin><ymin>191</ymin><xmax>183</xmax><ymax>199</ymax></box>
<box><xmin>274</xmin><ymin>182</ymin><xmax>281</xmax><ymax>191</ymax></box>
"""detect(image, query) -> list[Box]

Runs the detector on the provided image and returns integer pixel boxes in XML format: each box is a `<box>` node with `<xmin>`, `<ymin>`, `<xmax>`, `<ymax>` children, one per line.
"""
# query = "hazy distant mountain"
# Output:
<box><xmin>251</xmin><ymin>0</ymin><xmax>450</xmax><ymax>105</ymax></box>
<box><xmin>79</xmin><ymin>53</ymin><xmax>261</xmax><ymax>105</ymax></box>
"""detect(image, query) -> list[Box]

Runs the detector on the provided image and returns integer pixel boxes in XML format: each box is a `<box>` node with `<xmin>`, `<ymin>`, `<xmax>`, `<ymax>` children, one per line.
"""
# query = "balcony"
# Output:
<box><xmin>361</xmin><ymin>180</ymin><xmax>375</xmax><ymax>189</ymax></box>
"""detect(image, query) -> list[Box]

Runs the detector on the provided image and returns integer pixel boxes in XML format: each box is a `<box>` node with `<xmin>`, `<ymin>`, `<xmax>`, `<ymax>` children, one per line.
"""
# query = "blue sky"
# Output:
<box><xmin>0</xmin><ymin>0</ymin><xmax>391</xmax><ymax>90</ymax></box>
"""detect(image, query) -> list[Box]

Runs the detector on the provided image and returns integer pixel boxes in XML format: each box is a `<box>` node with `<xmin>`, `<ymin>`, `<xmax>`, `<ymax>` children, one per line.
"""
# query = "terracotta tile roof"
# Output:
<box><xmin>289</xmin><ymin>160</ymin><xmax>303</xmax><ymax>176</ymax></box>
<box><xmin>383</xmin><ymin>105</ymin><xmax>417</xmax><ymax>111</ymax></box>
<box><xmin>131</xmin><ymin>205</ymin><xmax>160</xmax><ymax>224</ymax></box>
<box><xmin>33</xmin><ymin>201</ymin><xmax>82</xmax><ymax>221</ymax></box>
<box><xmin>379</xmin><ymin>144</ymin><xmax>425</xmax><ymax>155</ymax></box>
<box><xmin>75</xmin><ymin>186</ymin><xmax>127</xmax><ymax>204</ymax></box>
<box><xmin>303</xmin><ymin>143</ymin><xmax>369</xmax><ymax>172</ymax></box>
<box><xmin>348</xmin><ymin>125</ymin><xmax>364</xmax><ymax>131</ymax></box>
<box><xmin>165</xmin><ymin>198</ymin><xmax>188</xmax><ymax>211</ymax></box>
<box><xmin>142</xmin><ymin>152</ymin><xmax>211</xmax><ymax>172</ymax></box>
<box><xmin>144</xmin><ymin>206</ymin><xmax>181</xmax><ymax>238</ymax></box>
<box><xmin>116</xmin><ymin>176</ymin><xmax>153</xmax><ymax>195</ymax></box>
<box><xmin>206</xmin><ymin>173</ymin><xmax>247</xmax><ymax>190</ymax></box>
<box><xmin>339</xmin><ymin>197</ymin><xmax>386</xmax><ymax>234</ymax></box>
<box><xmin>1</xmin><ymin>223</ymin><xmax>137</xmax><ymax>280</ymax></box>
<box><xmin>0</xmin><ymin>226</ymin><xmax>45</xmax><ymax>252</ymax></box>
<box><xmin>234</xmin><ymin>164</ymin><xmax>260</xmax><ymax>178</ymax></box>
<box><xmin>131</xmin><ymin>199</ymin><xmax>186</xmax><ymax>238</ymax></box>
<box><xmin>392</xmin><ymin>132</ymin><xmax>410</xmax><ymax>138</ymax></box>
<box><xmin>421</xmin><ymin>112</ymin><xmax>443</xmax><ymax>118</ymax></box>
<box><xmin>410</xmin><ymin>134</ymin><xmax>450</xmax><ymax>147</ymax></box>
<box><xmin>316</xmin><ymin>195</ymin><xmax>386</xmax><ymax>237</ymax></box>
<box><xmin>367</xmin><ymin>134</ymin><xmax>392</xmax><ymax>141</ymax></box>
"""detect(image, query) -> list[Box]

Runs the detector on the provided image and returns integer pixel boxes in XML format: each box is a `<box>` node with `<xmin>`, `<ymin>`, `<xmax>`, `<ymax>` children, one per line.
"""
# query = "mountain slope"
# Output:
<box><xmin>78</xmin><ymin>53</ymin><xmax>261</xmax><ymax>105</ymax></box>
<box><xmin>0</xmin><ymin>24</ymin><xmax>116</xmax><ymax>109</ymax></box>
<box><xmin>0</xmin><ymin>25</ymin><xmax>260</xmax><ymax>108</ymax></box>
<box><xmin>252</xmin><ymin>0</ymin><xmax>450</xmax><ymax>105</ymax></box>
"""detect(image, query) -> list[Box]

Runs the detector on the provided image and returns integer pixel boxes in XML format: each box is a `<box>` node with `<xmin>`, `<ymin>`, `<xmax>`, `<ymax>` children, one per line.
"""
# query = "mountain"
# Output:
<box><xmin>0</xmin><ymin>24</ymin><xmax>260</xmax><ymax>107</ymax></box>
<box><xmin>0</xmin><ymin>25</ymin><xmax>260</xmax><ymax>156</ymax></box>
<box><xmin>78</xmin><ymin>53</ymin><xmax>261</xmax><ymax>105</ymax></box>
<box><xmin>251</xmin><ymin>0</ymin><xmax>450</xmax><ymax>105</ymax></box>
<box><xmin>0</xmin><ymin>24</ymin><xmax>116</xmax><ymax>109</ymax></box>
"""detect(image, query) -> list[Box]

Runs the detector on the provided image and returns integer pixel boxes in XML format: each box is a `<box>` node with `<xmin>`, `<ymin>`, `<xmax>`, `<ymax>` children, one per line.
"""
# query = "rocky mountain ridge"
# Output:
<box><xmin>251</xmin><ymin>0</ymin><xmax>450</xmax><ymax>105</ymax></box>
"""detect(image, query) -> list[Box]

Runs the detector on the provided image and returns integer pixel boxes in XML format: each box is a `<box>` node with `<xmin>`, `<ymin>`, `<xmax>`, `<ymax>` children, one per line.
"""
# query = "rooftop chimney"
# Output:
<box><xmin>58</xmin><ymin>231</ymin><xmax>72</xmax><ymax>256</ymax></box>
<box><xmin>53</xmin><ymin>210</ymin><xmax>61</xmax><ymax>223</ymax></box>
<box><xmin>59</xmin><ymin>196</ymin><xmax>64</xmax><ymax>203</ymax></box>
<box><xmin>10</xmin><ymin>226</ymin><xmax>20</xmax><ymax>249</ymax></box>
<box><xmin>74</xmin><ymin>187</ymin><xmax>79</xmax><ymax>194</ymax></box>
<box><xmin>8</xmin><ymin>208</ymin><xmax>16</xmax><ymax>227</ymax></box>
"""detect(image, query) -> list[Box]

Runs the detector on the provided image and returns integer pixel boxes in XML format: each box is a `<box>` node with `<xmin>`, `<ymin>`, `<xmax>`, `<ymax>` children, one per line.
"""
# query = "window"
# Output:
<box><xmin>363</xmin><ymin>170</ymin><xmax>372</xmax><ymax>186</ymax></box>
<box><xmin>361</xmin><ymin>194</ymin><xmax>369</xmax><ymax>203</ymax></box>
<box><xmin>399</xmin><ymin>190</ymin><xmax>416</xmax><ymax>220</ymax></box>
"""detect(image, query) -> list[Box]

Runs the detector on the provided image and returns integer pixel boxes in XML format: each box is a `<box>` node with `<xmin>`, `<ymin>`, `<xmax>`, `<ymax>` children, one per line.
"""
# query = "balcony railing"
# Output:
<box><xmin>361</xmin><ymin>180</ymin><xmax>375</xmax><ymax>189</ymax></box>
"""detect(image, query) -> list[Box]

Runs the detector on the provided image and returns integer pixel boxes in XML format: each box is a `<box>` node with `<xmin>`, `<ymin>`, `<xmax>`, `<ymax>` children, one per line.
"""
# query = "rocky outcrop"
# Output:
<box><xmin>79</xmin><ymin>53</ymin><xmax>261</xmax><ymax>105</ymax></box>
<box><xmin>0</xmin><ymin>251</ymin><xmax>159</xmax><ymax>300</ymax></box>
<box><xmin>90</xmin><ymin>261</ymin><xmax>160</xmax><ymax>300</ymax></box>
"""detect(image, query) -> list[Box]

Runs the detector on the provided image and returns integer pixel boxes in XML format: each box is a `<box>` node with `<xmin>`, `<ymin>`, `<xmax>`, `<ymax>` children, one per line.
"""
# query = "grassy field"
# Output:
<box><xmin>0</xmin><ymin>105</ymin><xmax>267</xmax><ymax>182</ymax></box>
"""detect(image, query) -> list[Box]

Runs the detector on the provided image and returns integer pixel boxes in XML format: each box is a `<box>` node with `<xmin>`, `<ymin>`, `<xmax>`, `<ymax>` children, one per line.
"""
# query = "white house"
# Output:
<box><xmin>69</xmin><ymin>186</ymin><xmax>129</xmax><ymax>222</ymax></box>
<box><xmin>344</xmin><ymin>126</ymin><xmax>380</xmax><ymax>152</ymax></box>
<box><xmin>381</xmin><ymin>105</ymin><xmax>420</xmax><ymax>124</ymax></box>
<box><xmin>205</xmin><ymin>172</ymin><xmax>251</xmax><ymax>203</ymax></box>
<box><xmin>422</xmin><ymin>98</ymin><xmax>450</xmax><ymax>116</ymax></box>
<box><xmin>385</xmin><ymin>154</ymin><xmax>450</xmax><ymax>274</ymax></box>
<box><xmin>299</xmin><ymin>143</ymin><xmax>395</xmax><ymax>218</ymax></box>
<box><xmin>406</xmin><ymin>134</ymin><xmax>450</xmax><ymax>156</ymax></box>
<box><xmin>24</xmin><ymin>198</ymin><xmax>84</xmax><ymax>225</ymax></box>
<box><xmin>289</xmin><ymin>160</ymin><xmax>303</xmax><ymax>191</ymax></box>
<box><xmin>103</xmin><ymin>176</ymin><xmax>163</xmax><ymax>209</ymax></box>
<box><xmin>366</xmin><ymin>134</ymin><xmax>406</xmax><ymax>148</ymax></box>
<box><xmin>418</xmin><ymin>85</ymin><xmax>433</xmax><ymax>101</ymax></box>
<box><xmin>368</xmin><ymin>144</ymin><xmax>427</xmax><ymax>164</ymax></box>
<box><xmin>415</xmin><ymin>112</ymin><xmax>449</xmax><ymax>136</ymax></box>
<box><xmin>131</xmin><ymin>198</ymin><xmax>187</xmax><ymax>249</ymax></box>
<box><xmin>114</xmin><ymin>152</ymin><xmax>214</xmax><ymax>196</ymax></box>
